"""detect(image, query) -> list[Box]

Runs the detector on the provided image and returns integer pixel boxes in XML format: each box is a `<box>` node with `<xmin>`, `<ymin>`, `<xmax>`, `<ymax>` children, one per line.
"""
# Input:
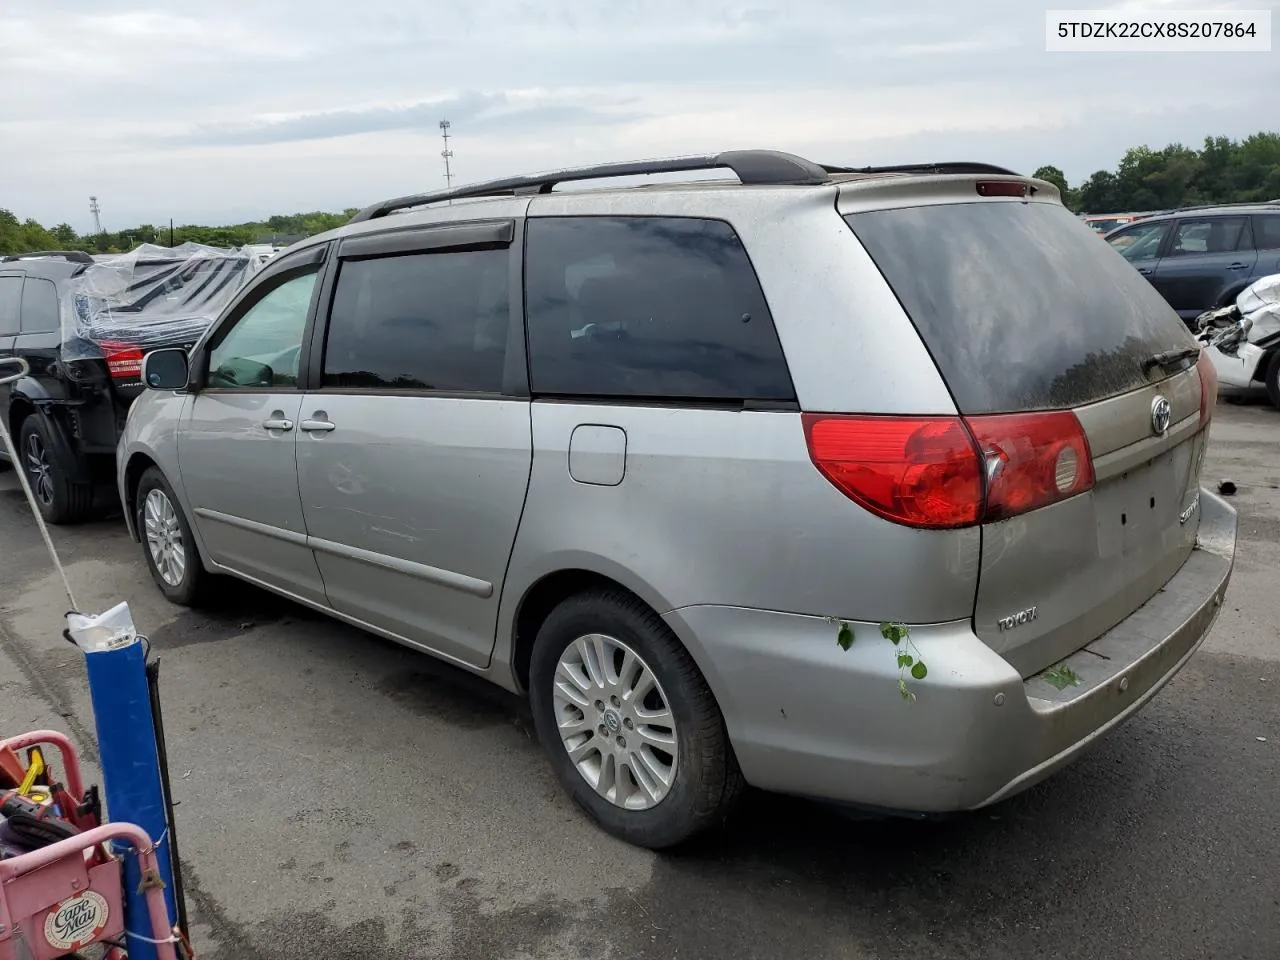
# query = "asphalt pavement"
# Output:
<box><xmin>1</xmin><ymin>399</ymin><xmax>1278</xmax><ymax>960</ymax></box>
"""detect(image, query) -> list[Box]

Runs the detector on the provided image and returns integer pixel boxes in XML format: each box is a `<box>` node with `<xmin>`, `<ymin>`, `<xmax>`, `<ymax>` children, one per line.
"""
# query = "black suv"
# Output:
<box><xmin>1104</xmin><ymin>203</ymin><xmax>1280</xmax><ymax>327</ymax></box>
<box><xmin>0</xmin><ymin>249</ymin><xmax>253</xmax><ymax>523</ymax></box>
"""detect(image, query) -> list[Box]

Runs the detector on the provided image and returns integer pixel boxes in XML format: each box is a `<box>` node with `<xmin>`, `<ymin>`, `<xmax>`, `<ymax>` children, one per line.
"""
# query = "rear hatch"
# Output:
<box><xmin>842</xmin><ymin>184</ymin><xmax>1213</xmax><ymax>677</ymax></box>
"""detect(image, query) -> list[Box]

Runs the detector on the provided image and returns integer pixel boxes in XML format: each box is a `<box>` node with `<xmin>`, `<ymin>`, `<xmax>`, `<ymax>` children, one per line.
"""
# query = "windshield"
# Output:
<box><xmin>844</xmin><ymin>200</ymin><xmax>1195</xmax><ymax>414</ymax></box>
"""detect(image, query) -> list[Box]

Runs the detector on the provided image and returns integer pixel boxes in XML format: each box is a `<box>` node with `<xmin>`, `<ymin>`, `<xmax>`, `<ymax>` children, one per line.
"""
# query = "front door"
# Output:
<box><xmin>178</xmin><ymin>252</ymin><xmax>328</xmax><ymax>603</ymax></box>
<box><xmin>295</xmin><ymin>224</ymin><xmax>532</xmax><ymax>669</ymax></box>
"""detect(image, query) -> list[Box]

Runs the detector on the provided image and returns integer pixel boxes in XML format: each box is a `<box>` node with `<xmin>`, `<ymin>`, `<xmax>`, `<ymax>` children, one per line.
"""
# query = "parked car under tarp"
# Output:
<box><xmin>61</xmin><ymin>242</ymin><xmax>261</xmax><ymax>363</ymax></box>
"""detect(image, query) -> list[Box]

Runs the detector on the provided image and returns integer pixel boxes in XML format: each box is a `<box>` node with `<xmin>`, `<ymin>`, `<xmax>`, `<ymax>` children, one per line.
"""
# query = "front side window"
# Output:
<box><xmin>1168</xmin><ymin>217</ymin><xmax>1247</xmax><ymax>256</ymax></box>
<box><xmin>20</xmin><ymin>278</ymin><xmax>59</xmax><ymax>334</ymax></box>
<box><xmin>322</xmin><ymin>248</ymin><xmax>510</xmax><ymax>393</ymax></box>
<box><xmin>206</xmin><ymin>269</ymin><xmax>319</xmax><ymax>389</ymax></box>
<box><xmin>524</xmin><ymin>217</ymin><xmax>794</xmax><ymax>401</ymax></box>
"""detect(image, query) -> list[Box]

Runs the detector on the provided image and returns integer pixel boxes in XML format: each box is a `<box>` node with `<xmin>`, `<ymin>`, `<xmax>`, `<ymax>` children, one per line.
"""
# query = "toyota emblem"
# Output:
<box><xmin>1151</xmin><ymin>395</ymin><xmax>1172</xmax><ymax>435</ymax></box>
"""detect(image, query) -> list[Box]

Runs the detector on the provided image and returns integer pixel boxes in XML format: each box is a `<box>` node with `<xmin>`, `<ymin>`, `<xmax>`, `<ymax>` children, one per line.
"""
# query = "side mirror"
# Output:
<box><xmin>141</xmin><ymin>348</ymin><xmax>190</xmax><ymax>390</ymax></box>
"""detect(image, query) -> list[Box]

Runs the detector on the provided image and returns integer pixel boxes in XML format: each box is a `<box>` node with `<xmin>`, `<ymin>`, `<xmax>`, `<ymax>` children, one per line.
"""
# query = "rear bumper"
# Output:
<box><xmin>664</xmin><ymin>488</ymin><xmax>1237</xmax><ymax>813</ymax></box>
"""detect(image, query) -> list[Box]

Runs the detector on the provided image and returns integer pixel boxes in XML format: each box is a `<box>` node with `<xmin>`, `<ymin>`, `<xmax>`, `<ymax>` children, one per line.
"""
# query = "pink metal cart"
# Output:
<box><xmin>0</xmin><ymin>731</ymin><xmax>181</xmax><ymax>960</ymax></box>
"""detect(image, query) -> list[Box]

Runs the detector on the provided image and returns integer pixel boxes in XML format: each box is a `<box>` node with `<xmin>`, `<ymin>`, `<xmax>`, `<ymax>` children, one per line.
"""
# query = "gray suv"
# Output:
<box><xmin>117</xmin><ymin>151</ymin><xmax>1238</xmax><ymax>848</ymax></box>
<box><xmin>1105</xmin><ymin>204</ymin><xmax>1280</xmax><ymax>327</ymax></box>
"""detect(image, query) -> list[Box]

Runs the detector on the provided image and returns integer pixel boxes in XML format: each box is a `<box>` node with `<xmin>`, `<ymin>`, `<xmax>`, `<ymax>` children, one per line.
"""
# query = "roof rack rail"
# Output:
<box><xmin>347</xmin><ymin>149</ymin><xmax>830</xmax><ymax>223</ymax></box>
<box><xmin>1167</xmin><ymin>199</ymin><xmax>1280</xmax><ymax>214</ymax></box>
<box><xmin>823</xmin><ymin>161</ymin><xmax>1022</xmax><ymax>177</ymax></box>
<box><xmin>1</xmin><ymin>250</ymin><xmax>95</xmax><ymax>265</ymax></box>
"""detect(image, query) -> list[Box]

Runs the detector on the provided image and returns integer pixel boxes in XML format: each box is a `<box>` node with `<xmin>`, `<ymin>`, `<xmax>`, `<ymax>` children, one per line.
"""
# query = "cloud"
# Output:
<box><xmin>1</xmin><ymin>0</ymin><xmax>1277</xmax><ymax>227</ymax></box>
<box><xmin>166</xmin><ymin>93</ymin><xmax>643</xmax><ymax>146</ymax></box>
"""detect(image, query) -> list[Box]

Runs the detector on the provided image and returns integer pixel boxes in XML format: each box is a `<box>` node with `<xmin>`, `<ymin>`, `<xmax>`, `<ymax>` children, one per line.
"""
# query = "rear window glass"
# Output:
<box><xmin>0</xmin><ymin>276</ymin><xmax>21</xmax><ymax>336</ymax></box>
<box><xmin>844</xmin><ymin>201</ymin><xmax>1193</xmax><ymax>414</ymax></box>
<box><xmin>524</xmin><ymin>217</ymin><xmax>794</xmax><ymax>401</ymax></box>
<box><xmin>20</xmin><ymin>278</ymin><xmax>59</xmax><ymax>333</ymax></box>
<box><xmin>1255</xmin><ymin>214</ymin><xmax>1280</xmax><ymax>250</ymax></box>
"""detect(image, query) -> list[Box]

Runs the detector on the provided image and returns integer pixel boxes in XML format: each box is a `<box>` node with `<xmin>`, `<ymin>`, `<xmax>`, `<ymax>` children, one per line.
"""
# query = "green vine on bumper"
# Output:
<box><xmin>834</xmin><ymin>620</ymin><xmax>928</xmax><ymax>702</ymax></box>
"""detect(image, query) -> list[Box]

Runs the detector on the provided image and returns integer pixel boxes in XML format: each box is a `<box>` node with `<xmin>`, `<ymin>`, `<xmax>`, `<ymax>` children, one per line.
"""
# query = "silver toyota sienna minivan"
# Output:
<box><xmin>118</xmin><ymin>151</ymin><xmax>1238</xmax><ymax>849</ymax></box>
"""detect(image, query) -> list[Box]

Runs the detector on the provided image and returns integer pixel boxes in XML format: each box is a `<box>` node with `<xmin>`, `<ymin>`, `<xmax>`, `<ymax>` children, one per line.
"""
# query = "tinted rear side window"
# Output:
<box><xmin>1256</xmin><ymin>215</ymin><xmax>1280</xmax><ymax>250</ymax></box>
<box><xmin>20</xmin><ymin>278</ymin><xmax>59</xmax><ymax>333</ymax></box>
<box><xmin>524</xmin><ymin>217</ymin><xmax>794</xmax><ymax>401</ymax></box>
<box><xmin>323</xmin><ymin>249</ymin><xmax>509</xmax><ymax>393</ymax></box>
<box><xmin>845</xmin><ymin>202</ymin><xmax>1193</xmax><ymax>414</ymax></box>
<box><xmin>0</xmin><ymin>276</ymin><xmax>21</xmax><ymax>336</ymax></box>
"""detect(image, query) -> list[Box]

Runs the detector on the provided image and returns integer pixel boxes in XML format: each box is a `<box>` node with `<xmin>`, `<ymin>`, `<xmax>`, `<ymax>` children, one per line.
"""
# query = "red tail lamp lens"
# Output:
<box><xmin>1196</xmin><ymin>348</ymin><xmax>1217</xmax><ymax>428</ymax></box>
<box><xmin>99</xmin><ymin>341</ymin><xmax>145</xmax><ymax>380</ymax></box>
<box><xmin>803</xmin><ymin>410</ymin><xmax>1095</xmax><ymax>528</ymax></box>
<box><xmin>802</xmin><ymin>415</ymin><xmax>983</xmax><ymax>529</ymax></box>
<box><xmin>965</xmin><ymin>411</ymin><xmax>1094</xmax><ymax>522</ymax></box>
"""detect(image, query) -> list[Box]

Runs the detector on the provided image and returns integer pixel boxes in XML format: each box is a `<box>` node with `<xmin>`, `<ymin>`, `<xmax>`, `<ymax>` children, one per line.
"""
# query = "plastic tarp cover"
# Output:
<box><xmin>60</xmin><ymin>242</ymin><xmax>261</xmax><ymax>361</ymax></box>
<box><xmin>1238</xmin><ymin>272</ymin><xmax>1280</xmax><ymax>315</ymax></box>
<box><xmin>1239</xmin><ymin>272</ymin><xmax>1280</xmax><ymax>344</ymax></box>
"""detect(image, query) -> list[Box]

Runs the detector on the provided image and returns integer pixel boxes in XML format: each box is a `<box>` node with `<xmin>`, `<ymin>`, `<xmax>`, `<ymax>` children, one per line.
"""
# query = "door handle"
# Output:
<box><xmin>300</xmin><ymin>419</ymin><xmax>335</xmax><ymax>433</ymax></box>
<box><xmin>1137</xmin><ymin>267</ymin><xmax>1153</xmax><ymax>275</ymax></box>
<box><xmin>261</xmin><ymin>417</ymin><xmax>294</xmax><ymax>431</ymax></box>
<box><xmin>1227</xmin><ymin>262</ymin><xmax>1248</xmax><ymax>270</ymax></box>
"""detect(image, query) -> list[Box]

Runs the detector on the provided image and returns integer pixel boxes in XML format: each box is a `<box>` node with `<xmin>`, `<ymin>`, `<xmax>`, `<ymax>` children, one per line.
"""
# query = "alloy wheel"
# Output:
<box><xmin>143</xmin><ymin>489</ymin><xmax>186</xmax><ymax>587</ymax></box>
<box><xmin>23</xmin><ymin>432</ymin><xmax>54</xmax><ymax>507</ymax></box>
<box><xmin>552</xmin><ymin>633</ymin><xmax>679</xmax><ymax>810</ymax></box>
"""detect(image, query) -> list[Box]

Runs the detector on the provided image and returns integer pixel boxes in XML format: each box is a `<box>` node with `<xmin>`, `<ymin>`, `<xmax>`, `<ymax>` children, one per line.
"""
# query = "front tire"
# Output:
<box><xmin>18</xmin><ymin>414</ymin><xmax>93</xmax><ymax>525</ymax></box>
<box><xmin>136</xmin><ymin>467</ymin><xmax>207</xmax><ymax>605</ymax></box>
<box><xmin>529</xmin><ymin>589</ymin><xmax>743</xmax><ymax>849</ymax></box>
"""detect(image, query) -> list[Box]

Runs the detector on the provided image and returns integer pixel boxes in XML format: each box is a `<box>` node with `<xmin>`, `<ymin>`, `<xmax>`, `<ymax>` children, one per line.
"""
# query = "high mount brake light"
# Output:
<box><xmin>99</xmin><ymin>341</ymin><xmax>145</xmax><ymax>381</ymax></box>
<box><xmin>975</xmin><ymin>180</ymin><xmax>1029</xmax><ymax>198</ymax></box>
<box><xmin>803</xmin><ymin>410</ymin><xmax>1095</xmax><ymax>529</ymax></box>
<box><xmin>1196</xmin><ymin>348</ymin><xmax>1217</xmax><ymax>428</ymax></box>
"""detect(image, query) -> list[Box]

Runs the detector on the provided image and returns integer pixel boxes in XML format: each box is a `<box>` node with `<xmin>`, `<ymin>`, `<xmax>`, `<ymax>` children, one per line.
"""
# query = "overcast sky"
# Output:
<box><xmin>2</xmin><ymin>0</ymin><xmax>1277</xmax><ymax>231</ymax></box>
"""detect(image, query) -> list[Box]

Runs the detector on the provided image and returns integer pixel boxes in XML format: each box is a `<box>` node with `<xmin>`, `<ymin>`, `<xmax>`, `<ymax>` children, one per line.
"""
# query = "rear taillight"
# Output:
<box><xmin>100</xmin><ymin>341</ymin><xmax>145</xmax><ymax>381</ymax></box>
<box><xmin>1197</xmin><ymin>348</ymin><xmax>1217</xmax><ymax>428</ymax></box>
<box><xmin>802</xmin><ymin>415</ymin><xmax>983</xmax><ymax>529</ymax></box>
<box><xmin>803</xmin><ymin>410</ymin><xmax>1095</xmax><ymax>529</ymax></box>
<box><xmin>965</xmin><ymin>411</ymin><xmax>1094</xmax><ymax>523</ymax></box>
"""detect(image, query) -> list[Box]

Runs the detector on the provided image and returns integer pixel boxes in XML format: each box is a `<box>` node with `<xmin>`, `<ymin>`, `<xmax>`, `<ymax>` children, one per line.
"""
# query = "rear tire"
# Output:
<box><xmin>529</xmin><ymin>589</ymin><xmax>744</xmax><ymax>849</ymax></box>
<box><xmin>18</xmin><ymin>414</ymin><xmax>93</xmax><ymax>525</ymax></box>
<box><xmin>1264</xmin><ymin>351</ymin><xmax>1280</xmax><ymax>411</ymax></box>
<box><xmin>135</xmin><ymin>466</ymin><xmax>207</xmax><ymax>606</ymax></box>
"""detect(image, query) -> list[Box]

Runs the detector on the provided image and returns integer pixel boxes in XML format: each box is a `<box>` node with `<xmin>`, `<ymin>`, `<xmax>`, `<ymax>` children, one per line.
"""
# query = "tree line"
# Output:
<box><xmin>0</xmin><ymin>209</ymin><xmax>358</xmax><ymax>257</ymax></box>
<box><xmin>1034</xmin><ymin>131</ymin><xmax>1279</xmax><ymax>214</ymax></box>
<box><xmin>3</xmin><ymin>131</ymin><xmax>1278</xmax><ymax>257</ymax></box>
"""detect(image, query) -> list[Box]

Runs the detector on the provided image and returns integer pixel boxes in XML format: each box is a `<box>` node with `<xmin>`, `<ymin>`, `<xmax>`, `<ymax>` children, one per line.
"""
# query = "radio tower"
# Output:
<box><xmin>439</xmin><ymin>120</ymin><xmax>454</xmax><ymax>189</ymax></box>
<box><xmin>89</xmin><ymin>196</ymin><xmax>104</xmax><ymax>234</ymax></box>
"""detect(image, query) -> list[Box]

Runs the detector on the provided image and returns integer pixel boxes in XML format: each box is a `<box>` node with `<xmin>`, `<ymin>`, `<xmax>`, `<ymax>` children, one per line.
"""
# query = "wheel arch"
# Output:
<box><xmin>121</xmin><ymin>451</ymin><xmax>160</xmax><ymax>541</ymax></box>
<box><xmin>501</xmin><ymin>557</ymin><xmax>717</xmax><ymax>702</ymax></box>
<box><xmin>9</xmin><ymin>395</ymin><xmax>86</xmax><ymax>477</ymax></box>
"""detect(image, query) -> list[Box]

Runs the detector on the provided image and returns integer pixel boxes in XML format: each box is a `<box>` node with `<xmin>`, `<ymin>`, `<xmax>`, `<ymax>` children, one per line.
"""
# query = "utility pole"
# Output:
<box><xmin>89</xmin><ymin>196</ymin><xmax>103</xmax><ymax>235</ymax></box>
<box><xmin>170</xmin><ymin>218</ymin><xmax>175</xmax><ymax>247</ymax></box>
<box><xmin>440</xmin><ymin>120</ymin><xmax>454</xmax><ymax>190</ymax></box>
